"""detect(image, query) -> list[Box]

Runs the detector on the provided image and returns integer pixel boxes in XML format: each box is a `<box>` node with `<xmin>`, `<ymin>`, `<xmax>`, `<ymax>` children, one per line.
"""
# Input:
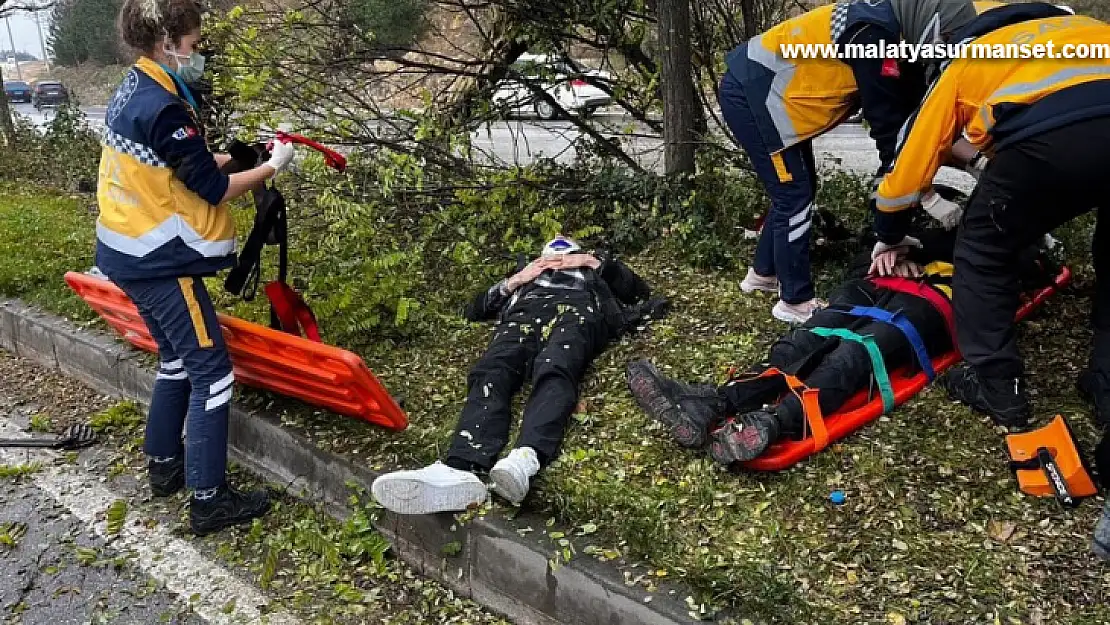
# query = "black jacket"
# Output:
<box><xmin>464</xmin><ymin>252</ymin><xmax>662</xmax><ymax>337</ymax></box>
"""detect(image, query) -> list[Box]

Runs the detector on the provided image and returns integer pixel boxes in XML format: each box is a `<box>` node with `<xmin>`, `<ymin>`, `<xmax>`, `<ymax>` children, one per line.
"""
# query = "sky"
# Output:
<box><xmin>2</xmin><ymin>7</ymin><xmax>51</xmax><ymax>59</ymax></box>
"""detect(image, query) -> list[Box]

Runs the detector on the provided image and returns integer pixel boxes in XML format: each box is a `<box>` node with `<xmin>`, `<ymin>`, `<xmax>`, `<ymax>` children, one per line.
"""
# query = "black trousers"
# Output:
<box><xmin>953</xmin><ymin>117</ymin><xmax>1110</xmax><ymax>380</ymax></box>
<box><xmin>446</xmin><ymin>290</ymin><xmax>607</xmax><ymax>472</ymax></box>
<box><xmin>722</xmin><ymin>280</ymin><xmax>950</xmax><ymax>435</ymax></box>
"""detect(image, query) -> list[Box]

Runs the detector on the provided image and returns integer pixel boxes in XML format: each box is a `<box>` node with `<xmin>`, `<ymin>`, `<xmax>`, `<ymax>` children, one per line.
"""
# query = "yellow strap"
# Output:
<box><xmin>178</xmin><ymin>277</ymin><xmax>214</xmax><ymax>348</ymax></box>
<box><xmin>771</xmin><ymin>153</ymin><xmax>794</xmax><ymax>183</ymax></box>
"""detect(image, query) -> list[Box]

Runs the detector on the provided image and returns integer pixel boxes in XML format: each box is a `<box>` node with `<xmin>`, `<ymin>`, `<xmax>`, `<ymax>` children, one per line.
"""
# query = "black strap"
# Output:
<box><xmin>224</xmin><ymin>184</ymin><xmax>286</xmax><ymax>301</ymax></box>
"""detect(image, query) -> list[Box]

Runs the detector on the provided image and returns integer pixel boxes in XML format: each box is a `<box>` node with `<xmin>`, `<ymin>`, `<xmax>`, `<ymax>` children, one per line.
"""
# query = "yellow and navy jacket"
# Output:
<box><xmin>724</xmin><ymin>0</ymin><xmax>920</xmax><ymax>168</ymax></box>
<box><xmin>96</xmin><ymin>57</ymin><xmax>233</xmax><ymax>281</ymax></box>
<box><xmin>874</xmin><ymin>6</ymin><xmax>1110</xmax><ymax>241</ymax></box>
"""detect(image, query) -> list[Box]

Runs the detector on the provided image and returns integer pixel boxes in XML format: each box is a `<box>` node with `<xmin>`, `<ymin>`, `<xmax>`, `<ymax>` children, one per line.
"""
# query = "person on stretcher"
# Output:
<box><xmin>372</xmin><ymin>237</ymin><xmax>664</xmax><ymax>514</ymax></box>
<box><xmin>627</xmin><ymin>220</ymin><xmax>1060</xmax><ymax>466</ymax></box>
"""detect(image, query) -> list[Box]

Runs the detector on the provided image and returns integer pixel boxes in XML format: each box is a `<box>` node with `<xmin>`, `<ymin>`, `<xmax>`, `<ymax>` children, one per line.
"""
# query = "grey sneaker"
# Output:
<box><xmin>740</xmin><ymin>268</ymin><xmax>779</xmax><ymax>294</ymax></box>
<box><xmin>1094</xmin><ymin>498</ymin><xmax>1110</xmax><ymax>560</ymax></box>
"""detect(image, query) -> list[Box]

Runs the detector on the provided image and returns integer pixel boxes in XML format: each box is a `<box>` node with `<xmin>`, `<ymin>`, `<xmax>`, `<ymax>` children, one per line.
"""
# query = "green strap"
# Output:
<box><xmin>808</xmin><ymin>327</ymin><xmax>896</xmax><ymax>413</ymax></box>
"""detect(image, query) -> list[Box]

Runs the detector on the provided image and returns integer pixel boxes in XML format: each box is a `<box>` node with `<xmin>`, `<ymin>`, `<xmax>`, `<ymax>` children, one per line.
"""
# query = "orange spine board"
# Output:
<box><xmin>64</xmin><ymin>272</ymin><xmax>408</xmax><ymax>431</ymax></box>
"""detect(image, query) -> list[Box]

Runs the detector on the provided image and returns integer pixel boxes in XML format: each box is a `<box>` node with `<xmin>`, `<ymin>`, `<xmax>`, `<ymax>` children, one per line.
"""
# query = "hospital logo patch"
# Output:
<box><xmin>172</xmin><ymin>126</ymin><xmax>199</xmax><ymax>140</ymax></box>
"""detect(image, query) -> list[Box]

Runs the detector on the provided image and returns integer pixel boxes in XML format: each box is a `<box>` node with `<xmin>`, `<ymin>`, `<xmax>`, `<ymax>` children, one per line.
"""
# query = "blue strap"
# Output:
<box><xmin>832</xmin><ymin>305</ymin><xmax>936</xmax><ymax>382</ymax></box>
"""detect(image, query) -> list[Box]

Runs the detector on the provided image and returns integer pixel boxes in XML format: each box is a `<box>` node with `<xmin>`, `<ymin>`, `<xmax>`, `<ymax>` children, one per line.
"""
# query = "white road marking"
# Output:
<box><xmin>0</xmin><ymin>417</ymin><xmax>301</xmax><ymax>625</ymax></box>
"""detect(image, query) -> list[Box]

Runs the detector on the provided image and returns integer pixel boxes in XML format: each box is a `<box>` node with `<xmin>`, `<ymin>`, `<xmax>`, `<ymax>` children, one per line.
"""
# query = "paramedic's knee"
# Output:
<box><xmin>175</xmin><ymin>329</ymin><xmax>234</xmax><ymax>411</ymax></box>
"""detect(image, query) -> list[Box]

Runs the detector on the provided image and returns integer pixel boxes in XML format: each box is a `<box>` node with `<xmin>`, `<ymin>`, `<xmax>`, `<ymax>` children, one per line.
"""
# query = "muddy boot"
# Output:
<box><xmin>148</xmin><ymin>456</ymin><xmax>185</xmax><ymax>497</ymax></box>
<box><xmin>708</xmin><ymin>408</ymin><xmax>781</xmax><ymax>465</ymax></box>
<box><xmin>190</xmin><ymin>485</ymin><xmax>271</xmax><ymax>536</ymax></box>
<box><xmin>626</xmin><ymin>359</ymin><xmax>725</xmax><ymax>448</ymax></box>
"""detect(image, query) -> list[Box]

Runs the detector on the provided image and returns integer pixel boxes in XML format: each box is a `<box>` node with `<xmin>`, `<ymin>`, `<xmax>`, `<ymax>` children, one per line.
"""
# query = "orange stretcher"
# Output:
<box><xmin>64</xmin><ymin>271</ymin><xmax>408</xmax><ymax>431</ymax></box>
<box><xmin>740</xmin><ymin>266</ymin><xmax>1072</xmax><ymax>471</ymax></box>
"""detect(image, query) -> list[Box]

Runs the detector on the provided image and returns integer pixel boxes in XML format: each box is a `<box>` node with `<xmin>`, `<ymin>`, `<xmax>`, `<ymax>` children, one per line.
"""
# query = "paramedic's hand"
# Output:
<box><xmin>869</xmin><ymin>236</ymin><xmax>922</xmax><ymax>277</ymax></box>
<box><xmin>921</xmin><ymin>191</ymin><xmax>962</xmax><ymax>230</ymax></box>
<box><xmin>265</xmin><ymin>139</ymin><xmax>296</xmax><ymax>176</ymax></box>
<box><xmin>891</xmin><ymin>260</ymin><xmax>924</xmax><ymax>278</ymax></box>
<box><xmin>506</xmin><ymin>258</ymin><xmax>555</xmax><ymax>292</ymax></box>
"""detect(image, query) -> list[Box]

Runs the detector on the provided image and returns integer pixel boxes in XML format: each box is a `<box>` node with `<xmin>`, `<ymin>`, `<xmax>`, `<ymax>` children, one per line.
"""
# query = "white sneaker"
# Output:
<box><xmin>371</xmin><ymin>462</ymin><xmax>488</xmax><ymax>515</ymax></box>
<box><xmin>740</xmin><ymin>268</ymin><xmax>779</xmax><ymax>294</ymax></box>
<box><xmin>489</xmin><ymin>447</ymin><xmax>540</xmax><ymax>505</ymax></box>
<box><xmin>772</xmin><ymin>298</ymin><xmax>826</xmax><ymax>325</ymax></box>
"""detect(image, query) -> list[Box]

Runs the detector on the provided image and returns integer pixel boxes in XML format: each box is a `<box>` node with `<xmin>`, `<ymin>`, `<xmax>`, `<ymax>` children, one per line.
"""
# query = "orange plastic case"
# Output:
<box><xmin>1006</xmin><ymin>414</ymin><xmax>1097</xmax><ymax>502</ymax></box>
<box><xmin>65</xmin><ymin>271</ymin><xmax>408</xmax><ymax>431</ymax></box>
<box><xmin>741</xmin><ymin>266</ymin><xmax>1072</xmax><ymax>471</ymax></box>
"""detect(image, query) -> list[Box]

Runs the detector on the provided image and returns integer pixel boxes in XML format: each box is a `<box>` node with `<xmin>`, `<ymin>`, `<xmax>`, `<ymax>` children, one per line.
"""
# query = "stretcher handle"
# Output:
<box><xmin>273</xmin><ymin>131</ymin><xmax>347</xmax><ymax>172</ymax></box>
<box><xmin>1018</xmin><ymin>447</ymin><xmax>1078</xmax><ymax>508</ymax></box>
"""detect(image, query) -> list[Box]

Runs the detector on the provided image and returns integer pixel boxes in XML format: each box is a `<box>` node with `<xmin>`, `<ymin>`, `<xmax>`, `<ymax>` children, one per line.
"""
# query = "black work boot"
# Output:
<box><xmin>626</xmin><ymin>359</ymin><xmax>726</xmax><ymax>448</ymax></box>
<box><xmin>1077</xmin><ymin>369</ymin><xmax>1110</xmax><ymax>429</ymax></box>
<box><xmin>190</xmin><ymin>485</ymin><xmax>271</xmax><ymax>536</ymax></box>
<box><xmin>708</xmin><ymin>408</ymin><xmax>781</xmax><ymax>465</ymax></box>
<box><xmin>148</xmin><ymin>457</ymin><xmax>185</xmax><ymax>497</ymax></box>
<box><xmin>943</xmin><ymin>365</ymin><xmax>1030</xmax><ymax>430</ymax></box>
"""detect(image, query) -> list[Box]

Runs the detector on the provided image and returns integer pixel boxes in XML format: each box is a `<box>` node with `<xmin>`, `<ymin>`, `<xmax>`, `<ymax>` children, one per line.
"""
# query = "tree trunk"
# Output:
<box><xmin>740</xmin><ymin>0</ymin><xmax>759</xmax><ymax>39</ymax></box>
<box><xmin>0</xmin><ymin>64</ymin><xmax>15</xmax><ymax>146</ymax></box>
<box><xmin>657</xmin><ymin>0</ymin><xmax>697</xmax><ymax>176</ymax></box>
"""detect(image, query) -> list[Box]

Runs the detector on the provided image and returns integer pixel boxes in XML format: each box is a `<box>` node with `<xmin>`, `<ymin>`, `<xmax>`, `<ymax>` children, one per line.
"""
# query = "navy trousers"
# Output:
<box><xmin>114</xmin><ymin>275</ymin><xmax>234</xmax><ymax>489</ymax></box>
<box><xmin>719</xmin><ymin>68</ymin><xmax>819</xmax><ymax>304</ymax></box>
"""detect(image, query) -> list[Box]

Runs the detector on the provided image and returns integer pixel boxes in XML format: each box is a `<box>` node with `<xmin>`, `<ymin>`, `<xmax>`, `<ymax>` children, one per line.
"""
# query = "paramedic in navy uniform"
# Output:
<box><xmin>98</xmin><ymin>0</ymin><xmax>295</xmax><ymax>534</ymax></box>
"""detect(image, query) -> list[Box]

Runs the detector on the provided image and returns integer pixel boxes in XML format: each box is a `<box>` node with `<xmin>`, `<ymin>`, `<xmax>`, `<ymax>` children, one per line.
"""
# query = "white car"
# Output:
<box><xmin>492</xmin><ymin>53</ymin><xmax>613</xmax><ymax>120</ymax></box>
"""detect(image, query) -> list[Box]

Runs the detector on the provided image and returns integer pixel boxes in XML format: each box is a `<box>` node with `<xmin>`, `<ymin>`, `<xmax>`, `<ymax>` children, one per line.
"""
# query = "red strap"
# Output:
<box><xmin>265</xmin><ymin>281</ymin><xmax>322</xmax><ymax>343</ymax></box>
<box><xmin>273</xmin><ymin>132</ymin><xmax>347</xmax><ymax>172</ymax></box>
<box><xmin>881</xmin><ymin>58</ymin><xmax>901</xmax><ymax>78</ymax></box>
<box><xmin>870</xmin><ymin>276</ymin><xmax>957</xmax><ymax>350</ymax></box>
<box><xmin>734</xmin><ymin>367</ymin><xmax>829</xmax><ymax>452</ymax></box>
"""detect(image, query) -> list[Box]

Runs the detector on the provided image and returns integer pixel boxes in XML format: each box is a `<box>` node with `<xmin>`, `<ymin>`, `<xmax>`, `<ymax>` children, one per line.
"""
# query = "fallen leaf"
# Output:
<box><xmin>892</xmin><ymin>539</ymin><xmax>908</xmax><ymax>551</ymax></box>
<box><xmin>988</xmin><ymin>520</ymin><xmax>1017</xmax><ymax>543</ymax></box>
<box><xmin>887</xmin><ymin>612</ymin><xmax>907</xmax><ymax>625</ymax></box>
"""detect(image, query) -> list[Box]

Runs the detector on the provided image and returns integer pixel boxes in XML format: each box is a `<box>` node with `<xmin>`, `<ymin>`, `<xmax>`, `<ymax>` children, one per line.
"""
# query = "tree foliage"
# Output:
<box><xmin>48</xmin><ymin>0</ymin><xmax>127</xmax><ymax>66</ymax></box>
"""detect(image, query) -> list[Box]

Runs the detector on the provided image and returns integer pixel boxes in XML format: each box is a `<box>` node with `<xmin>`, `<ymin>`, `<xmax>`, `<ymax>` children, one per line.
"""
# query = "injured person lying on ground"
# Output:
<box><xmin>373</xmin><ymin>236</ymin><xmax>666</xmax><ymax>514</ymax></box>
<box><xmin>627</xmin><ymin>223</ymin><xmax>1062</xmax><ymax>466</ymax></box>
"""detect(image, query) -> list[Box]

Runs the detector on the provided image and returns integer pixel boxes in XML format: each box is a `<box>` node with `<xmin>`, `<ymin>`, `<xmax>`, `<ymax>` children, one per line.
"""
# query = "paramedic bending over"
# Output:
<box><xmin>870</xmin><ymin>4</ymin><xmax>1110</xmax><ymax>430</ymax></box>
<box><xmin>718</xmin><ymin>0</ymin><xmax>976</xmax><ymax>324</ymax></box>
<box><xmin>98</xmin><ymin>0</ymin><xmax>294</xmax><ymax>535</ymax></box>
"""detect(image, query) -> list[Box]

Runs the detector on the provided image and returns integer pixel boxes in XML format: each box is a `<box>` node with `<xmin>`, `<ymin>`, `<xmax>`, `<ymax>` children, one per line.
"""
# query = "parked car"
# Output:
<box><xmin>3</xmin><ymin>80</ymin><xmax>32</xmax><ymax>103</ymax></box>
<box><xmin>31</xmin><ymin>80</ymin><xmax>70</xmax><ymax>109</ymax></box>
<box><xmin>492</xmin><ymin>54</ymin><xmax>613</xmax><ymax>120</ymax></box>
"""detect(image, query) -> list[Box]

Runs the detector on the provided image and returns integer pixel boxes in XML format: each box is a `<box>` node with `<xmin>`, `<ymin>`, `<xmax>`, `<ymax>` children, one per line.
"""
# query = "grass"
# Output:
<box><xmin>3</xmin><ymin>185</ymin><xmax>1110</xmax><ymax>623</ymax></box>
<box><xmin>0</xmin><ymin>183</ymin><xmax>99</xmax><ymax>322</ymax></box>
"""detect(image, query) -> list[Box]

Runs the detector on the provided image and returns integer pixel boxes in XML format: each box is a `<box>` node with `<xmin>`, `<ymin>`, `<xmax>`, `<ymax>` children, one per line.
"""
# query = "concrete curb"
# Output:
<box><xmin>0</xmin><ymin>299</ymin><xmax>709</xmax><ymax>625</ymax></box>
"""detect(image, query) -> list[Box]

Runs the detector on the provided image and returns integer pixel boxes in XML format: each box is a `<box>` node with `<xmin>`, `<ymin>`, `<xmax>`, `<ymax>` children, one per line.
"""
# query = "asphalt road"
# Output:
<box><xmin>0</xmin><ymin>477</ymin><xmax>206</xmax><ymax>625</ymax></box>
<box><xmin>0</xmin><ymin>357</ymin><xmax>301</xmax><ymax>625</ymax></box>
<box><xmin>11</xmin><ymin>103</ymin><xmax>107</xmax><ymax>131</ymax></box>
